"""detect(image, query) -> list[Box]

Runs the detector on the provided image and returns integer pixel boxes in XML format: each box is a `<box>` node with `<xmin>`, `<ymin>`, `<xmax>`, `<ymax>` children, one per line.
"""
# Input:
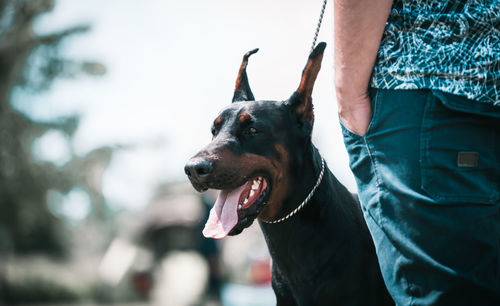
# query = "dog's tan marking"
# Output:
<box><xmin>238</xmin><ymin>113</ymin><xmax>251</xmax><ymax>123</ymax></box>
<box><xmin>258</xmin><ymin>144</ymin><xmax>291</xmax><ymax>221</ymax></box>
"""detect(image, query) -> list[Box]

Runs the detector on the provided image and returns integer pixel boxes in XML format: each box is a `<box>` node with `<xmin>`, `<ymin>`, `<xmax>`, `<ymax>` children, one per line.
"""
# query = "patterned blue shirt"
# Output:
<box><xmin>371</xmin><ymin>0</ymin><xmax>500</xmax><ymax>106</ymax></box>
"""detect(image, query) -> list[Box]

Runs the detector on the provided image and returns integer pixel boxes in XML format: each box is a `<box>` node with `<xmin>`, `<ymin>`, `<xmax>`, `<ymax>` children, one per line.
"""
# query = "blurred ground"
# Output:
<box><xmin>2</xmin><ymin>183</ymin><xmax>276</xmax><ymax>305</ymax></box>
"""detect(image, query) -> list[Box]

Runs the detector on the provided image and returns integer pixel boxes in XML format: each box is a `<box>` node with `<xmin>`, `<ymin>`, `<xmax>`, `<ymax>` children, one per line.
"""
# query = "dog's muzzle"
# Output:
<box><xmin>184</xmin><ymin>157</ymin><xmax>215</xmax><ymax>191</ymax></box>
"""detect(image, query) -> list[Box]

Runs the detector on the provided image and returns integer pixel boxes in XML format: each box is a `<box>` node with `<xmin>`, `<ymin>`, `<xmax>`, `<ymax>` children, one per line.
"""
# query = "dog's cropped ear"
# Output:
<box><xmin>288</xmin><ymin>42</ymin><xmax>326</xmax><ymax>126</ymax></box>
<box><xmin>232</xmin><ymin>48</ymin><xmax>259</xmax><ymax>102</ymax></box>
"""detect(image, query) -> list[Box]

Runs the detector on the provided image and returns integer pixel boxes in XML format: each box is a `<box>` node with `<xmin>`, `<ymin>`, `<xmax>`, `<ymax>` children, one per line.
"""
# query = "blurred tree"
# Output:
<box><xmin>0</xmin><ymin>0</ymin><xmax>107</xmax><ymax>257</ymax></box>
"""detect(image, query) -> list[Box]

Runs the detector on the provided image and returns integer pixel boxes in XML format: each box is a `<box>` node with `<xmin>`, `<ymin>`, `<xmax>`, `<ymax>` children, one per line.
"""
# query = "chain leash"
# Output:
<box><xmin>310</xmin><ymin>0</ymin><xmax>328</xmax><ymax>53</ymax></box>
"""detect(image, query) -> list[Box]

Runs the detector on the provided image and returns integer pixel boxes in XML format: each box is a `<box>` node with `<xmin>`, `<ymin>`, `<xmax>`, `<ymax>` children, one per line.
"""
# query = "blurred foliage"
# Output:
<box><xmin>0</xmin><ymin>0</ymin><xmax>109</xmax><ymax>259</ymax></box>
<box><xmin>3</xmin><ymin>275</ymin><xmax>79</xmax><ymax>304</ymax></box>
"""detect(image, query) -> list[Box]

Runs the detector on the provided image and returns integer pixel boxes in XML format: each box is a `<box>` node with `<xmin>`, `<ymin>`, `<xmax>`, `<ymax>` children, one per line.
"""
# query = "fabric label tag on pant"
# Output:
<box><xmin>457</xmin><ymin>151</ymin><xmax>479</xmax><ymax>168</ymax></box>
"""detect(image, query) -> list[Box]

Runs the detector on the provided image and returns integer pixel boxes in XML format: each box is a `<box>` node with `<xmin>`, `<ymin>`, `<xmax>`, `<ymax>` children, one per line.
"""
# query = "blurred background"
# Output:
<box><xmin>0</xmin><ymin>0</ymin><xmax>356</xmax><ymax>305</ymax></box>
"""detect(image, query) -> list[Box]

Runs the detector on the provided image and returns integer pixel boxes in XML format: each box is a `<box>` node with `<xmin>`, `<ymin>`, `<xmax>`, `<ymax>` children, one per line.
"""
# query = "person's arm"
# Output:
<box><xmin>334</xmin><ymin>0</ymin><xmax>393</xmax><ymax>135</ymax></box>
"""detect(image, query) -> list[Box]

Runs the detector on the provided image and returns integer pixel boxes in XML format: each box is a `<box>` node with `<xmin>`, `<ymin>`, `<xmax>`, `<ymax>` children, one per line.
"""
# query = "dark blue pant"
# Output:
<box><xmin>341</xmin><ymin>89</ymin><xmax>500</xmax><ymax>305</ymax></box>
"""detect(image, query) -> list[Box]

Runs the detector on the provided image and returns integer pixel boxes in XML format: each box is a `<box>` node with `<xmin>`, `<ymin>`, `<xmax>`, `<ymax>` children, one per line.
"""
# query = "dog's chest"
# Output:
<box><xmin>266</xmin><ymin>220</ymin><xmax>346</xmax><ymax>300</ymax></box>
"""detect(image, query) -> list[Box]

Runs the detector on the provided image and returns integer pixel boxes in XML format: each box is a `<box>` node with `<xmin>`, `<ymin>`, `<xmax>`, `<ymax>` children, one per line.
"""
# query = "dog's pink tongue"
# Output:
<box><xmin>202</xmin><ymin>184</ymin><xmax>246</xmax><ymax>239</ymax></box>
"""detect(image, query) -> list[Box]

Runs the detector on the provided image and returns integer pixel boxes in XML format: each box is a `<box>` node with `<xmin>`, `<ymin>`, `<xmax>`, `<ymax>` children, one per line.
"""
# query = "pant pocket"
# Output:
<box><xmin>340</xmin><ymin>88</ymin><xmax>384</xmax><ymax>185</ymax></box>
<box><xmin>420</xmin><ymin>94</ymin><xmax>500</xmax><ymax>205</ymax></box>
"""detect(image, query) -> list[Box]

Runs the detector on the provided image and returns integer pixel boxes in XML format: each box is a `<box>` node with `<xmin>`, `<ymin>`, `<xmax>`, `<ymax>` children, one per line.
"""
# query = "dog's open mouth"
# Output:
<box><xmin>203</xmin><ymin>177</ymin><xmax>269</xmax><ymax>239</ymax></box>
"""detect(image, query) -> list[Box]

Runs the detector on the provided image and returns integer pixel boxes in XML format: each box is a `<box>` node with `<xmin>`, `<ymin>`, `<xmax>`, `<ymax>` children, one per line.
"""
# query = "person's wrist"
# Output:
<box><xmin>335</xmin><ymin>88</ymin><xmax>370</xmax><ymax>113</ymax></box>
<box><xmin>335</xmin><ymin>79</ymin><xmax>369</xmax><ymax>100</ymax></box>
<box><xmin>335</xmin><ymin>87</ymin><xmax>372</xmax><ymax>136</ymax></box>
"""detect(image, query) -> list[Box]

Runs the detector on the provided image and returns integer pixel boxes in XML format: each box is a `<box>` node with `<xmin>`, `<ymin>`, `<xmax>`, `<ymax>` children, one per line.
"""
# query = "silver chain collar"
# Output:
<box><xmin>262</xmin><ymin>158</ymin><xmax>325</xmax><ymax>224</ymax></box>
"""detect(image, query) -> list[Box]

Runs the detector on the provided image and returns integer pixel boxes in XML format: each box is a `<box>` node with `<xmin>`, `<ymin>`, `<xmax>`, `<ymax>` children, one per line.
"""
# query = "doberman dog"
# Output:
<box><xmin>185</xmin><ymin>42</ymin><xmax>393</xmax><ymax>305</ymax></box>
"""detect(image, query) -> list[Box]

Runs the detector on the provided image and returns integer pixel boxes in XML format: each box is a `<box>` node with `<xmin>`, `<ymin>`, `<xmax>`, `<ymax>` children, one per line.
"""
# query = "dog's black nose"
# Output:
<box><xmin>184</xmin><ymin>158</ymin><xmax>215</xmax><ymax>180</ymax></box>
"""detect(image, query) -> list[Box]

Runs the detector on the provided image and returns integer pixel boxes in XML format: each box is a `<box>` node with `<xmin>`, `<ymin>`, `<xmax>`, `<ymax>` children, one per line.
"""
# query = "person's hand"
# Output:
<box><xmin>333</xmin><ymin>0</ymin><xmax>393</xmax><ymax>137</ymax></box>
<box><xmin>337</xmin><ymin>92</ymin><xmax>372</xmax><ymax>136</ymax></box>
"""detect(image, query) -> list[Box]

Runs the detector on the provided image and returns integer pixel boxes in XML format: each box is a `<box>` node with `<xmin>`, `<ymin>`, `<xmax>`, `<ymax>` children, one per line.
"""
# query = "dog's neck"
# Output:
<box><xmin>281</xmin><ymin>144</ymin><xmax>324</xmax><ymax>219</ymax></box>
<box><xmin>260</xmin><ymin>145</ymin><xmax>334</xmax><ymax>237</ymax></box>
<box><xmin>258</xmin><ymin>144</ymin><xmax>364</xmax><ymax>273</ymax></box>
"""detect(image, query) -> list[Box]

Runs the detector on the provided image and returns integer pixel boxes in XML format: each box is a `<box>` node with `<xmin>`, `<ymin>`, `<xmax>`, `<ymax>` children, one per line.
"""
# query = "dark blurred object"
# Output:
<box><xmin>137</xmin><ymin>184</ymin><xmax>223</xmax><ymax>304</ymax></box>
<box><xmin>131</xmin><ymin>271</ymin><xmax>153</xmax><ymax>298</ymax></box>
<box><xmin>140</xmin><ymin>184</ymin><xmax>205</xmax><ymax>256</ymax></box>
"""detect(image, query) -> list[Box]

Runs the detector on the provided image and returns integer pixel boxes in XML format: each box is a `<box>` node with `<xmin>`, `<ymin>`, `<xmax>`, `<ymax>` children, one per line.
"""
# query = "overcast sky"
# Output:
<box><xmin>19</xmin><ymin>0</ymin><xmax>356</xmax><ymax>211</ymax></box>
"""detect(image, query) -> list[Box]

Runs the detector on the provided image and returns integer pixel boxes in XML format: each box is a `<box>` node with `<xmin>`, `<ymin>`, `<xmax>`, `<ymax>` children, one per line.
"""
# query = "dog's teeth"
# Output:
<box><xmin>250</xmin><ymin>190</ymin><xmax>255</xmax><ymax>197</ymax></box>
<box><xmin>243</xmin><ymin>198</ymin><xmax>248</xmax><ymax>204</ymax></box>
<box><xmin>252</xmin><ymin>178</ymin><xmax>261</xmax><ymax>189</ymax></box>
<box><xmin>238</xmin><ymin>204</ymin><xmax>242</xmax><ymax>209</ymax></box>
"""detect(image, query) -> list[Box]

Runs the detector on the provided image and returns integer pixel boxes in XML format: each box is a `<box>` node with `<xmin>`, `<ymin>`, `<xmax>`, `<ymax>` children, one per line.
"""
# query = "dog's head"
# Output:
<box><xmin>185</xmin><ymin>42</ymin><xmax>326</xmax><ymax>238</ymax></box>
